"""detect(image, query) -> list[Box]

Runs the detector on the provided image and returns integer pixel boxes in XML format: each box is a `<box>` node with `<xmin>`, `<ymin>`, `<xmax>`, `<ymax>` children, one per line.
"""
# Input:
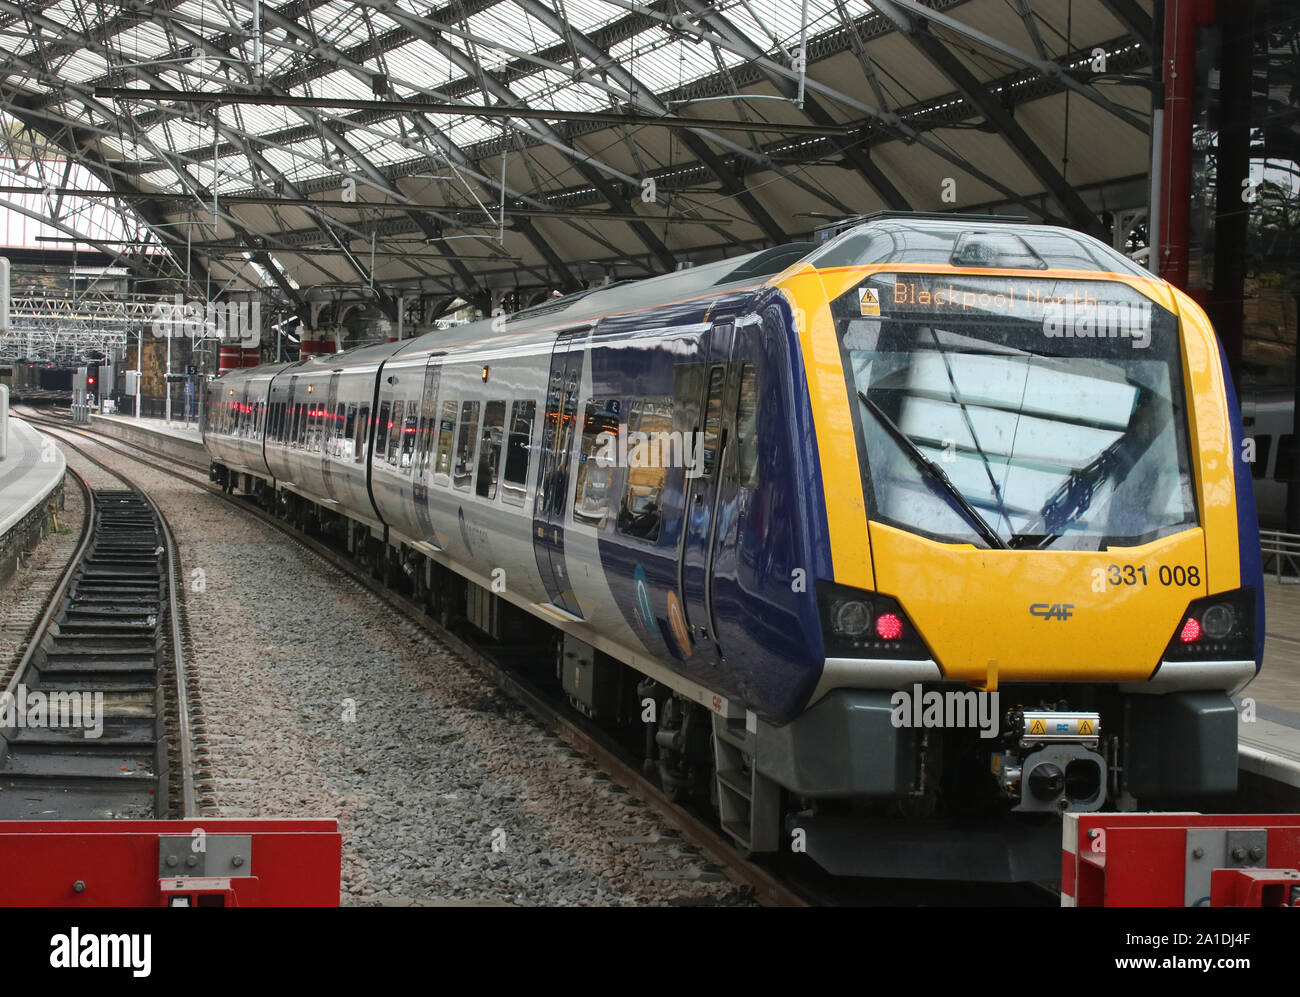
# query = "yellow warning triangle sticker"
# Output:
<box><xmin>1029</xmin><ymin>719</ymin><xmax>1046</xmax><ymax>735</ymax></box>
<box><xmin>1079</xmin><ymin>719</ymin><xmax>1093</xmax><ymax>735</ymax></box>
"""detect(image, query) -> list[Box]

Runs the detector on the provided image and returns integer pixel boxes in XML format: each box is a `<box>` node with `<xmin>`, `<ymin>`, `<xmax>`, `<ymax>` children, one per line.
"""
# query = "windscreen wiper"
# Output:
<box><xmin>1009</xmin><ymin>383</ymin><xmax>1163</xmax><ymax>549</ymax></box>
<box><xmin>857</xmin><ymin>390</ymin><xmax>1007</xmax><ymax>550</ymax></box>
<box><xmin>928</xmin><ymin>328</ymin><xmax>1012</xmax><ymax>532</ymax></box>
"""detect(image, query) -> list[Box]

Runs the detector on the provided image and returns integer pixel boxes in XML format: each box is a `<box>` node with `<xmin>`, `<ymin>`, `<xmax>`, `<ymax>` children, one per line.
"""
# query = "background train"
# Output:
<box><xmin>205</xmin><ymin>214</ymin><xmax>1264</xmax><ymax>881</ymax></box>
<box><xmin>1243</xmin><ymin>387</ymin><xmax>1296</xmax><ymax>529</ymax></box>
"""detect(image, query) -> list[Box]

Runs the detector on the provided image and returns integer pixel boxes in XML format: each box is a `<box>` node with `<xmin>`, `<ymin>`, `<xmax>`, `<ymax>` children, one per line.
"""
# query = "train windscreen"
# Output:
<box><xmin>831</xmin><ymin>272</ymin><xmax>1198</xmax><ymax>551</ymax></box>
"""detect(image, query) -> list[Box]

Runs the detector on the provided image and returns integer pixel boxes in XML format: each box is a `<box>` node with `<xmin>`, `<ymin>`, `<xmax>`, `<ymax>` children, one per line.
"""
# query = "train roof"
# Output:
<box><xmin>807</xmin><ymin>215</ymin><xmax>1150</xmax><ymax>277</ymax></box>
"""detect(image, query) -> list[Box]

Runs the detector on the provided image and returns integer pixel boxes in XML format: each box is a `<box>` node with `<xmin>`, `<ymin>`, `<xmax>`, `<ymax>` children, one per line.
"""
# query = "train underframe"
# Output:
<box><xmin>213</xmin><ymin>462</ymin><xmax>1242</xmax><ymax>884</ymax></box>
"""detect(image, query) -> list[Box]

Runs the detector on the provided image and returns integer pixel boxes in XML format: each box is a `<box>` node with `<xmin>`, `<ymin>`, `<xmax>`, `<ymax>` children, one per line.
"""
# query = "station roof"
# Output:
<box><xmin>0</xmin><ymin>0</ymin><xmax>1156</xmax><ymax>319</ymax></box>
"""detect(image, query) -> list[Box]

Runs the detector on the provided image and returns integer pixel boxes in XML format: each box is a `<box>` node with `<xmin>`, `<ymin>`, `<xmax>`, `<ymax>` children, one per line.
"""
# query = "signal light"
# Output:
<box><xmin>876</xmin><ymin>613</ymin><xmax>903</xmax><ymax>640</ymax></box>
<box><xmin>1179</xmin><ymin>617</ymin><xmax>1202</xmax><ymax>643</ymax></box>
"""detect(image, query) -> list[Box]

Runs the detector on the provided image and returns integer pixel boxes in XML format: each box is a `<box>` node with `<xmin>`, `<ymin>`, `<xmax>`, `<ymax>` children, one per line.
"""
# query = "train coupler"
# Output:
<box><xmin>992</xmin><ymin>708</ymin><xmax>1105</xmax><ymax>813</ymax></box>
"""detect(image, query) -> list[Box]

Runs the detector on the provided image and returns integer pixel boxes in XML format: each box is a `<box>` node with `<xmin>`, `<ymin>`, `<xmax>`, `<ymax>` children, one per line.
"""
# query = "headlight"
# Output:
<box><xmin>1201</xmin><ymin>603</ymin><xmax>1235</xmax><ymax>640</ymax></box>
<box><xmin>831</xmin><ymin>599</ymin><xmax>872</xmax><ymax>636</ymax></box>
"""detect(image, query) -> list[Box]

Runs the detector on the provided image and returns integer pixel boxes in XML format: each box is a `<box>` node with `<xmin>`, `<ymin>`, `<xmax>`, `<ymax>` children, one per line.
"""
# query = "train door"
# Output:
<box><xmin>532</xmin><ymin>325</ymin><xmax>589</xmax><ymax>616</ymax></box>
<box><xmin>699</xmin><ymin>324</ymin><xmax>763</xmax><ymax>664</ymax></box>
<box><xmin>321</xmin><ymin>371</ymin><xmax>341</xmax><ymax>503</ymax></box>
<box><xmin>411</xmin><ymin>356</ymin><xmax>442</xmax><ymax>540</ymax></box>
<box><xmin>678</xmin><ymin>320</ymin><xmax>735</xmax><ymax>658</ymax></box>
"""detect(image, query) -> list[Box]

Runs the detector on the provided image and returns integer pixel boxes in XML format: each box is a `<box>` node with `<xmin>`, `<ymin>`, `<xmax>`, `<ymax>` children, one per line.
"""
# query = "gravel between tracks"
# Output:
<box><xmin>54</xmin><ymin>435</ymin><xmax>756</xmax><ymax>907</ymax></box>
<box><xmin>0</xmin><ymin>465</ymin><xmax>80</xmax><ymax>685</ymax></box>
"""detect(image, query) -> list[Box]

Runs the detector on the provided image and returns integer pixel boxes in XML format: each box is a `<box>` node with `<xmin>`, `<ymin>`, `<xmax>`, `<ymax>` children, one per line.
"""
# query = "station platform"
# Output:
<box><xmin>1238</xmin><ymin>579</ymin><xmax>1300</xmax><ymax>792</ymax></box>
<box><xmin>0</xmin><ymin>416</ymin><xmax>66</xmax><ymax>582</ymax></box>
<box><xmin>88</xmin><ymin>412</ymin><xmax>207</xmax><ymax>466</ymax></box>
<box><xmin>92</xmin><ymin>412</ymin><xmax>203</xmax><ymax>444</ymax></box>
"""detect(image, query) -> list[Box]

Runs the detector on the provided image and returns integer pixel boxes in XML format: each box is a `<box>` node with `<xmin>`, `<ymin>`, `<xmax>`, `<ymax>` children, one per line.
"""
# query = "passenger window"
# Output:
<box><xmin>701</xmin><ymin>365</ymin><xmax>725</xmax><ymax>478</ymax></box>
<box><xmin>355</xmin><ymin>404</ymin><xmax>369</xmax><ymax>463</ymax></box>
<box><xmin>434</xmin><ymin>400</ymin><xmax>457</xmax><ymax>478</ymax></box>
<box><xmin>453</xmin><ymin>400</ymin><xmax>480</xmax><ymax>490</ymax></box>
<box><xmin>416</xmin><ymin>363</ymin><xmax>441</xmax><ymax>474</ymax></box>
<box><xmin>502</xmin><ymin>400</ymin><xmax>535</xmax><ymax>506</ymax></box>
<box><xmin>735</xmin><ymin>363</ymin><xmax>760</xmax><ymax>488</ymax></box>
<box><xmin>400</xmin><ymin>405</ymin><xmax>419</xmax><ymax>472</ymax></box>
<box><xmin>1252</xmin><ymin>435</ymin><xmax>1271</xmax><ymax>480</ymax></box>
<box><xmin>574</xmin><ymin>400</ymin><xmax>620</xmax><ymax>527</ymax></box>
<box><xmin>311</xmin><ymin>403</ymin><xmax>324</xmax><ymax>453</ymax></box>
<box><xmin>476</xmin><ymin>401</ymin><xmax>506</xmax><ymax>499</ymax></box>
<box><xmin>387</xmin><ymin>401</ymin><xmax>405</xmax><ymax>465</ymax></box>
<box><xmin>343</xmin><ymin>404</ymin><xmax>357</xmax><ymax>460</ymax></box>
<box><xmin>618</xmin><ymin>396</ymin><xmax>673</xmax><ymax>541</ymax></box>
<box><xmin>375</xmin><ymin>401</ymin><xmax>391</xmax><ymax>459</ymax></box>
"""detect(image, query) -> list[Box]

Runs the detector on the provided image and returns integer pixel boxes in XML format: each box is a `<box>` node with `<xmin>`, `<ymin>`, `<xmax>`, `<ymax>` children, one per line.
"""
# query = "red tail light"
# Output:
<box><xmin>1179</xmin><ymin>617</ymin><xmax>1202</xmax><ymax>643</ymax></box>
<box><xmin>876</xmin><ymin>613</ymin><xmax>903</xmax><ymax>640</ymax></box>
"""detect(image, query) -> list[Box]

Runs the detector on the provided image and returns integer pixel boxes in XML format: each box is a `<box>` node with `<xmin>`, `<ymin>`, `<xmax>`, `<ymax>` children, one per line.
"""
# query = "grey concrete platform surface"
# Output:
<box><xmin>89</xmin><ymin>412</ymin><xmax>207</xmax><ymax>466</ymax></box>
<box><xmin>0</xmin><ymin>417</ymin><xmax>67</xmax><ymax>582</ymax></box>
<box><xmin>1238</xmin><ymin>579</ymin><xmax>1300</xmax><ymax>790</ymax></box>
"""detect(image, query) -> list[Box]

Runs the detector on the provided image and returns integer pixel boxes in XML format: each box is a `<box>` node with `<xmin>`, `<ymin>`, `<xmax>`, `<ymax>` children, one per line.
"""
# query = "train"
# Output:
<box><xmin>1242</xmin><ymin>387</ymin><xmax>1295</xmax><ymax>529</ymax></box>
<box><xmin>204</xmin><ymin>213</ymin><xmax>1264</xmax><ymax>882</ymax></box>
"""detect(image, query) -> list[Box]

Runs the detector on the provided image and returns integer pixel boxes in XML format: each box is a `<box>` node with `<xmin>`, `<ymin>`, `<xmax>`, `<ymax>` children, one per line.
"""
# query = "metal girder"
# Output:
<box><xmin>378</xmin><ymin>4</ymin><xmax>677</xmax><ymax>271</ymax></box>
<box><xmin>871</xmin><ymin>0</ymin><xmax>1107</xmax><ymax>237</ymax></box>
<box><xmin>0</xmin><ymin>22</ymin><xmax>295</xmax><ymax>298</ymax></box>
<box><xmin>1</xmin><ymin>290</ymin><xmax>172</xmax><ymax>364</ymax></box>
<box><xmin>875</xmin><ymin>0</ymin><xmax>1148</xmax><ymax>132</ymax></box>
<box><xmin>249</xmin><ymin>251</ymin><xmax>304</xmax><ymax>306</ymax></box>
<box><xmin>0</xmin><ymin>105</ymin><xmax>211</xmax><ymax>295</ymax></box>
<box><xmin>245</xmin><ymin>3</ymin><xmax>486</xmax><ymax>300</ymax></box>
<box><xmin>1099</xmin><ymin>0</ymin><xmax>1155</xmax><ymax>48</ymax></box>
<box><xmin>680</xmin><ymin>0</ymin><xmax>910</xmax><ymax>211</ymax></box>
<box><xmin>509</xmin><ymin>0</ymin><xmax>785</xmax><ymax>243</ymax></box>
<box><xmin>119</xmin><ymin>0</ymin><xmax>969</xmax><ymax>177</ymax></box>
<box><xmin>604</xmin><ymin>0</ymin><xmax>1045</xmax><ymax>219</ymax></box>
<box><xmin>510</xmin><ymin>0</ymin><xmax>831</xmax><ymax>226</ymax></box>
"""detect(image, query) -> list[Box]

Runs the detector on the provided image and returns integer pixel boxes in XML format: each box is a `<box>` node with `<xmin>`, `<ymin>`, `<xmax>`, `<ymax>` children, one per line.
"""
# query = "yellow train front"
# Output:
<box><xmin>770</xmin><ymin>215</ymin><xmax>1263</xmax><ymax>879</ymax></box>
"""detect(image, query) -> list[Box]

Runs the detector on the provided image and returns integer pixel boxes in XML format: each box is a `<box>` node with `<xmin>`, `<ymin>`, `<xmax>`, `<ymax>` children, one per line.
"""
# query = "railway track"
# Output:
<box><xmin>22</xmin><ymin>412</ymin><xmax>806</xmax><ymax>906</ymax></box>
<box><xmin>0</xmin><ymin>434</ymin><xmax>196</xmax><ymax>821</ymax></box>
<box><xmin>24</xmin><ymin>415</ymin><xmax>1069</xmax><ymax>905</ymax></box>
